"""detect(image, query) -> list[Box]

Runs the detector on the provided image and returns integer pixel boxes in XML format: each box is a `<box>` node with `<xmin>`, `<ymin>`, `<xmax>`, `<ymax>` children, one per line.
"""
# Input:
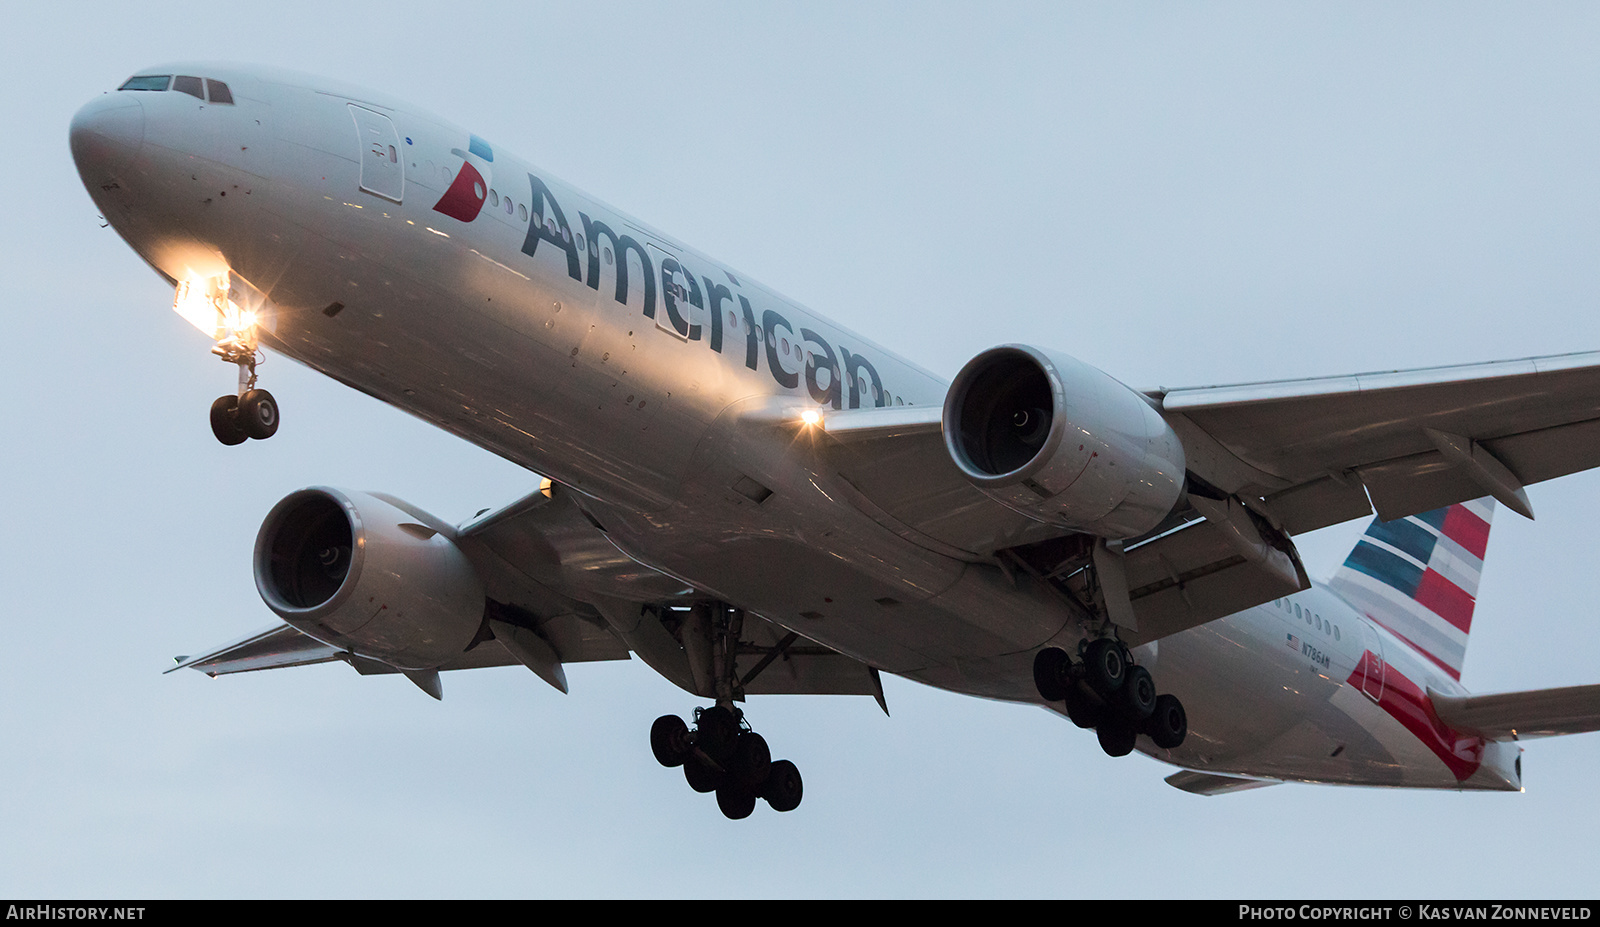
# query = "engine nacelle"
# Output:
<box><xmin>254</xmin><ymin>487</ymin><xmax>486</xmax><ymax>670</ymax></box>
<box><xmin>943</xmin><ymin>345</ymin><xmax>1186</xmax><ymax>539</ymax></box>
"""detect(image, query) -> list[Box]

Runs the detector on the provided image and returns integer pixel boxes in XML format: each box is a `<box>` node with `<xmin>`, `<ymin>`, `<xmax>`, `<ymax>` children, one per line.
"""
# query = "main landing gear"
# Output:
<box><xmin>208</xmin><ymin>335</ymin><xmax>279</xmax><ymax>446</ymax></box>
<box><xmin>650</xmin><ymin>706</ymin><xmax>803</xmax><ymax>819</ymax></box>
<box><xmin>1032</xmin><ymin>640</ymin><xmax>1187</xmax><ymax>757</ymax></box>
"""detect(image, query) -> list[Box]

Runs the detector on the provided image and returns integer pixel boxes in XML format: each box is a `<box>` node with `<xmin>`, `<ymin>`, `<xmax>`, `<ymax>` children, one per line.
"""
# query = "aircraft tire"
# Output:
<box><xmin>684</xmin><ymin>755</ymin><xmax>723</xmax><ymax>793</ymax></box>
<box><xmin>209</xmin><ymin>395</ymin><xmax>247</xmax><ymax>446</ymax></box>
<box><xmin>716</xmin><ymin>782</ymin><xmax>757</xmax><ymax>820</ymax></box>
<box><xmin>1063</xmin><ymin>687</ymin><xmax>1103</xmax><ymax>729</ymax></box>
<box><xmin>1146</xmin><ymin>694</ymin><xmax>1187</xmax><ymax>750</ymax></box>
<box><xmin>1118</xmin><ymin>665</ymin><xmax>1157</xmax><ymax>721</ymax></box>
<box><xmin>763</xmin><ymin>760</ymin><xmax>803</xmax><ymax>812</ymax></box>
<box><xmin>239</xmin><ymin>389</ymin><xmax>280</xmax><ymax>440</ymax></box>
<box><xmin>651</xmin><ymin>714</ymin><xmax>690</xmax><ymax>768</ymax></box>
<box><xmin>730</xmin><ymin>731</ymin><xmax>772</xmax><ymax>792</ymax></box>
<box><xmin>1032</xmin><ymin>647</ymin><xmax>1072</xmax><ymax>702</ymax></box>
<box><xmin>695</xmin><ymin>706</ymin><xmax>740</xmax><ymax>763</ymax></box>
<box><xmin>1083</xmin><ymin>639</ymin><xmax>1126</xmax><ymax>696</ymax></box>
<box><xmin>1097</xmin><ymin>719</ymin><xmax>1138</xmax><ymax>757</ymax></box>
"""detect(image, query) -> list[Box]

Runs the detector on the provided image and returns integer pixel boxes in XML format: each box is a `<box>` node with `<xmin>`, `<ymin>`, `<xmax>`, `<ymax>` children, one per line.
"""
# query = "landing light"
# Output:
<box><xmin>173</xmin><ymin>276</ymin><xmax>257</xmax><ymax>341</ymax></box>
<box><xmin>801</xmin><ymin>410</ymin><xmax>822</xmax><ymax>427</ymax></box>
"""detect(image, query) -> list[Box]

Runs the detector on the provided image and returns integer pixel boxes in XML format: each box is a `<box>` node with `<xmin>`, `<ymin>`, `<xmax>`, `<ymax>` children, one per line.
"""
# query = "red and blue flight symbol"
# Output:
<box><xmin>433</xmin><ymin>134</ymin><xmax>494</xmax><ymax>223</ymax></box>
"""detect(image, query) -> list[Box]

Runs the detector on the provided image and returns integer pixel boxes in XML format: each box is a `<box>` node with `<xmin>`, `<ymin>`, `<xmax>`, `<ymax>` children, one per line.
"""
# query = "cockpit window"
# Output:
<box><xmin>206</xmin><ymin>79</ymin><xmax>233</xmax><ymax>105</ymax></box>
<box><xmin>173</xmin><ymin>76</ymin><xmax>204</xmax><ymax>99</ymax></box>
<box><xmin>118</xmin><ymin>75</ymin><xmax>171</xmax><ymax>91</ymax></box>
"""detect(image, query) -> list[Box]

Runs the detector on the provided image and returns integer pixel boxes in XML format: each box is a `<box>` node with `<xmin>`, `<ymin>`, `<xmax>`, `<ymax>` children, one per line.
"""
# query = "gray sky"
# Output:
<box><xmin>4</xmin><ymin>1</ymin><xmax>1599</xmax><ymax>898</ymax></box>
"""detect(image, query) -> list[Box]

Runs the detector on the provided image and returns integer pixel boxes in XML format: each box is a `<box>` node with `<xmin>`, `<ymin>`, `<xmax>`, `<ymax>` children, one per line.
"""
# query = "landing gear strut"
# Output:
<box><xmin>649</xmin><ymin>602</ymin><xmax>805</xmax><ymax>819</ymax></box>
<box><xmin>209</xmin><ymin>335</ymin><xmax>278</xmax><ymax>445</ymax></box>
<box><xmin>1033</xmin><ymin>640</ymin><xmax>1187</xmax><ymax>756</ymax></box>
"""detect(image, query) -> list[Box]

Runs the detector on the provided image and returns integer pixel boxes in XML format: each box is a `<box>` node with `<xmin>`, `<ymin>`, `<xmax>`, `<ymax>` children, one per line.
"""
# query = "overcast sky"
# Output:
<box><xmin>4</xmin><ymin>1</ymin><xmax>1600</xmax><ymax>898</ymax></box>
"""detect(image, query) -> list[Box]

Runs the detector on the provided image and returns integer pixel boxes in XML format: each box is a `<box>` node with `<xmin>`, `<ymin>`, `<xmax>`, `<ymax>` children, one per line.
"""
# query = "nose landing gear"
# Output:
<box><xmin>1033</xmin><ymin>641</ymin><xmax>1187</xmax><ymax>757</ymax></box>
<box><xmin>208</xmin><ymin>336</ymin><xmax>278</xmax><ymax>445</ymax></box>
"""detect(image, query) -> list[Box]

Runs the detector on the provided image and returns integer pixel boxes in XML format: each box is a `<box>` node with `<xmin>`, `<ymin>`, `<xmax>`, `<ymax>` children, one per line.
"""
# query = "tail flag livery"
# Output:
<box><xmin>1327</xmin><ymin>498</ymin><xmax>1494</xmax><ymax>680</ymax></box>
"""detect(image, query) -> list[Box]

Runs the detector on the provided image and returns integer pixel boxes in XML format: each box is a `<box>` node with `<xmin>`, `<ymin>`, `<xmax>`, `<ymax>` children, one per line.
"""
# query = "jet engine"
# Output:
<box><xmin>943</xmin><ymin>344</ymin><xmax>1186</xmax><ymax>539</ymax></box>
<box><xmin>253</xmin><ymin>487</ymin><xmax>486</xmax><ymax>670</ymax></box>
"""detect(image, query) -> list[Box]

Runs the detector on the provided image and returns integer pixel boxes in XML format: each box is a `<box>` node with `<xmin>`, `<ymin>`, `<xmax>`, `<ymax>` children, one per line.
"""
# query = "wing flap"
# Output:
<box><xmin>1431</xmin><ymin>684</ymin><xmax>1600</xmax><ymax>740</ymax></box>
<box><xmin>1117</xmin><ymin>512</ymin><xmax>1307</xmax><ymax>645</ymax></box>
<box><xmin>1164</xmin><ymin>770</ymin><xmax>1282</xmax><ymax>795</ymax></box>
<box><xmin>735</xmin><ymin>612</ymin><xmax>884</xmax><ymax>698</ymax></box>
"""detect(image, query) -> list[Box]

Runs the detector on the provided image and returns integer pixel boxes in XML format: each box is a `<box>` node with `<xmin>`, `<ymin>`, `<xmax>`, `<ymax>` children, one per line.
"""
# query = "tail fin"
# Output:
<box><xmin>1327</xmin><ymin>497</ymin><xmax>1494</xmax><ymax>680</ymax></box>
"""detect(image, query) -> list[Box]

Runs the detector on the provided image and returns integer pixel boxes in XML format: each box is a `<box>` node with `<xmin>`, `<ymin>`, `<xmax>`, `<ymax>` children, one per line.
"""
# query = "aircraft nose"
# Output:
<box><xmin>69</xmin><ymin>93</ymin><xmax>144</xmax><ymax>186</ymax></box>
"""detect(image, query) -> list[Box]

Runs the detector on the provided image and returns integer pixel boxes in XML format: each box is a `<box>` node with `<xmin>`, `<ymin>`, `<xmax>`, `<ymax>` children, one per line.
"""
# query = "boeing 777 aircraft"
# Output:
<box><xmin>68</xmin><ymin>64</ymin><xmax>1600</xmax><ymax>817</ymax></box>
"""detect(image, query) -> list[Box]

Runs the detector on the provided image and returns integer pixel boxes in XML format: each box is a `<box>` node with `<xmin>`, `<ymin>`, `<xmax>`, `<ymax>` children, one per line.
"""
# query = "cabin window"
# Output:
<box><xmin>518</xmin><ymin>204</ymin><xmax>528</xmax><ymax>222</ymax></box>
<box><xmin>489</xmin><ymin>190</ymin><xmax>499</xmax><ymax>208</ymax></box>
<box><xmin>119</xmin><ymin>75</ymin><xmax>171</xmax><ymax>91</ymax></box>
<box><xmin>173</xmin><ymin>75</ymin><xmax>204</xmax><ymax>99</ymax></box>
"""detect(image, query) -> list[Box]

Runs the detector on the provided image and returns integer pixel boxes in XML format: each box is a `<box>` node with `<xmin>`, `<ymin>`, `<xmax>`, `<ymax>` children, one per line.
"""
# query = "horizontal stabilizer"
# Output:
<box><xmin>1164</xmin><ymin>770</ymin><xmax>1282</xmax><ymax>796</ymax></box>
<box><xmin>1431</xmin><ymin>684</ymin><xmax>1600</xmax><ymax>740</ymax></box>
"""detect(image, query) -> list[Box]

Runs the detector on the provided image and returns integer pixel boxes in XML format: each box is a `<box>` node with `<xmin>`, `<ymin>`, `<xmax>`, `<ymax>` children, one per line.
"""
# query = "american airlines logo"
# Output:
<box><xmin>432</xmin><ymin>135</ymin><xmax>494</xmax><ymax>223</ymax></box>
<box><xmin>516</xmin><ymin>169</ymin><xmax>895</xmax><ymax>409</ymax></box>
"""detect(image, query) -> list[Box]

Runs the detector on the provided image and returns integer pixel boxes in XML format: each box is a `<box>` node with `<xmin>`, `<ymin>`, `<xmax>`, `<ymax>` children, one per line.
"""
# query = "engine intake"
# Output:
<box><xmin>943</xmin><ymin>345</ymin><xmax>1186</xmax><ymax>539</ymax></box>
<box><xmin>254</xmin><ymin>487</ymin><xmax>486</xmax><ymax>670</ymax></box>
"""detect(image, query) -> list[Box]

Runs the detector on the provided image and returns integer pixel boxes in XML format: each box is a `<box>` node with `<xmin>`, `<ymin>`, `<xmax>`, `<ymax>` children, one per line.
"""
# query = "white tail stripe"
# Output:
<box><xmin>1333</xmin><ymin>569</ymin><xmax>1469</xmax><ymax>672</ymax></box>
<box><xmin>1427</xmin><ymin>537</ymin><xmax>1484</xmax><ymax>593</ymax></box>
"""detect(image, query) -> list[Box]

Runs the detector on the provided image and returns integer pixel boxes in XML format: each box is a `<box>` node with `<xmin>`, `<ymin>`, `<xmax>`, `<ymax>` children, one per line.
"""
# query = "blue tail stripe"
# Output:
<box><xmin>1365</xmin><ymin>516</ymin><xmax>1438</xmax><ymax>565</ymax></box>
<box><xmin>1343</xmin><ymin>541</ymin><xmax>1424</xmax><ymax>596</ymax></box>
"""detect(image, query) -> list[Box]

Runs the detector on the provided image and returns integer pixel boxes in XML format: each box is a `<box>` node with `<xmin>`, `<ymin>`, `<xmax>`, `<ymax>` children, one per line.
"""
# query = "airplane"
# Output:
<box><xmin>67</xmin><ymin>63</ymin><xmax>1600</xmax><ymax>817</ymax></box>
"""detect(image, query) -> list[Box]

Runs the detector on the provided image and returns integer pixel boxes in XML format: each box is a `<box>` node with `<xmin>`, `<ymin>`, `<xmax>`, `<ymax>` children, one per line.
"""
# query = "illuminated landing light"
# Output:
<box><xmin>801</xmin><ymin>410</ymin><xmax>822</xmax><ymax>427</ymax></box>
<box><xmin>174</xmin><ymin>275</ymin><xmax>262</xmax><ymax>345</ymax></box>
<box><xmin>174</xmin><ymin>276</ymin><xmax>242</xmax><ymax>339</ymax></box>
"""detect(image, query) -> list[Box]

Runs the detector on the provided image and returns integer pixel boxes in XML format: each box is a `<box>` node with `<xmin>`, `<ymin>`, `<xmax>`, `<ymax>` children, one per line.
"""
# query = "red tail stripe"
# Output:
<box><xmin>1347</xmin><ymin>651</ymin><xmax>1484</xmax><ymax>781</ymax></box>
<box><xmin>1413</xmin><ymin>568</ymin><xmax>1476</xmax><ymax>635</ymax></box>
<box><xmin>1441</xmin><ymin>506</ymin><xmax>1490</xmax><ymax>560</ymax></box>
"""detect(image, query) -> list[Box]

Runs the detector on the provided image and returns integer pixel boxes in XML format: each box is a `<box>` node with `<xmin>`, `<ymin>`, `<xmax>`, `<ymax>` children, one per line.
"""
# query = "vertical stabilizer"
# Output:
<box><xmin>1327</xmin><ymin>498</ymin><xmax>1494</xmax><ymax>680</ymax></box>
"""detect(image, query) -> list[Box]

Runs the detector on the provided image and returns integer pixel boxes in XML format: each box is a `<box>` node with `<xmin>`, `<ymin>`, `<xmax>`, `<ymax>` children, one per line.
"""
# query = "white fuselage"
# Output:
<box><xmin>70</xmin><ymin>64</ymin><xmax>1520</xmax><ymax>792</ymax></box>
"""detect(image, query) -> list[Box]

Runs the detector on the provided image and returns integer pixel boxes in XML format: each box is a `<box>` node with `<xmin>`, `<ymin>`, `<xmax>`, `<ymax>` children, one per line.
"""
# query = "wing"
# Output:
<box><xmin>170</xmin><ymin>483</ymin><xmax>888</xmax><ymax>705</ymax></box>
<box><xmin>166</xmin><ymin>623</ymin><xmax>344</xmax><ymax>676</ymax></box>
<box><xmin>1160</xmin><ymin>350</ymin><xmax>1600</xmax><ymax>533</ymax></box>
<box><xmin>796</xmin><ymin>350</ymin><xmax>1600</xmax><ymax>646</ymax></box>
